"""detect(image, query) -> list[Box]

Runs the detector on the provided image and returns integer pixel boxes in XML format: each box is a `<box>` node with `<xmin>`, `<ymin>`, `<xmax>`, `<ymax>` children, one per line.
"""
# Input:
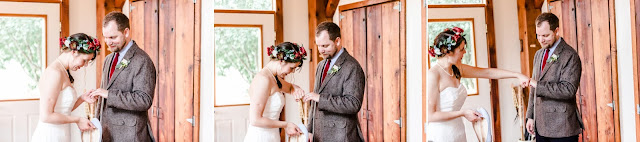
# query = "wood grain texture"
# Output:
<box><xmin>274</xmin><ymin>0</ymin><xmax>283</xmax><ymax>44</ymax></box>
<box><xmin>325</xmin><ymin>0</ymin><xmax>340</xmax><ymax>18</ymax></box>
<box><xmin>484</xmin><ymin>0</ymin><xmax>502</xmax><ymax>141</ymax></box>
<box><xmin>194</xmin><ymin>0</ymin><xmax>201</xmax><ymax>141</ymax></box>
<box><xmin>381</xmin><ymin>2</ymin><xmax>401</xmax><ymax>142</ymax></box>
<box><xmin>366</xmin><ymin>4</ymin><xmax>384</xmax><ymax>142</ymax></box>
<box><xmin>158</xmin><ymin>0</ymin><xmax>176</xmax><ymax>141</ymax></box>
<box><xmin>591</xmin><ymin>0</ymin><xmax>615</xmax><ymax>139</ymax></box>
<box><xmin>632</xmin><ymin>0</ymin><xmax>640</xmax><ymax>140</ymax></box>
<box><xmin>143</xmin><ymin>0</ymin><xmax>160</xmax><ymax>139</ymax></box>
<box><xmin>175</xmin><ymin>0</ymin><xmax>195</xmax><ymax>141</ymax></box>
<box><xmin>575</xmin><ymin>0</ymin><xmax>597</xmax><ymax>140</ymax></box>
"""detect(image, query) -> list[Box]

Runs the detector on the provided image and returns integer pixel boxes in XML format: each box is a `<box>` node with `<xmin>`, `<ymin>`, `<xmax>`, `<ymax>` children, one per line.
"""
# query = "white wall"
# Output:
<box><xmin>282</xmin><ymin>0</ymin><xmax>312</xmax><ymax>126</ymax></box>
<box><xmin>406</xmin><ymin>0</ymin><xmax>423</xmax><ymax>141</ymax></box>
<box><xmin>492</xmin><ymin>0</ymin><xmax>525</xmax><ymax>141</ymax></box>
<box><xmin>68</xmin><ymin>0</ymin><xmax>97</xmax><ymax>141</ymax></box>
<box><xmin>614</xmin><ymin>0</ymin><xmax>638</xmax><ymax>141</ymax></box>
<box><xmin>200</xmin><ymin>0</ymin><xmax>215</xmax><ymax>141</ymax></box>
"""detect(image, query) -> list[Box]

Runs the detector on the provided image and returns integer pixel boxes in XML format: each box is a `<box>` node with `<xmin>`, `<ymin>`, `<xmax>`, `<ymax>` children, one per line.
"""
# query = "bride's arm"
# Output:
<box><xmin>38</xmin><ymin>70</ymin><xmax>81</xmax><ymax>124</ymax></box>
<box><xmin>248</xmin><ymin>75</ymin><xmax>292</xmax><ymax>128</ymax></box>
<box><xmin>427</xmin><ymin>70</ymin><xmax>466</xmax><ymax>122</ymax></box>
<box><xmin>458</xmin><ymin>64</ymin><xmax>529</xmax><ymax>82</ymax></box>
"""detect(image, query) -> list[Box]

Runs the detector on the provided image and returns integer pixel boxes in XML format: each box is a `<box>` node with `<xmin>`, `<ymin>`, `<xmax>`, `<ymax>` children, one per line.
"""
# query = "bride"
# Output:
<box><xmin>426</xmin><ymin>27</ymin><xmax>530</xmax><ymax>142</ymax></box>
<box><xmin>244</xmin><ymin>42</ymin><xmax>307</xmax><ymax>142</ymax></box>
<box><xmin>31</xmin><ymin>33</ymin><xmax>101</xmax><ymax>142</ymax></box>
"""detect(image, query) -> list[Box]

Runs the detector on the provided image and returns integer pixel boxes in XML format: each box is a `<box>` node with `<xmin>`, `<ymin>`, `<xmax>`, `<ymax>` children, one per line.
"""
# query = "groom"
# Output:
<box><xmin>526</xmin><ymin>13</ymin><xmax>583</xmax><ymax>142</ymax></box>
<box><xmin>303</xmin><ymin>22</ymin><xmax>366</xmax><ymax>142</ymax></box>
<box><xmin>90</xmin><ymin>12</ymin><xmax>157</xmax><ymax>142</ymax></box>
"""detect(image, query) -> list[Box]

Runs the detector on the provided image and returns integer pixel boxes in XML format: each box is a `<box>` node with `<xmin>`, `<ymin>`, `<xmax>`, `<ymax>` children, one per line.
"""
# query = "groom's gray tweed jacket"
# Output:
<box><xmin>526</xmin><ymin>38</ymin><xmax>583</xmax><ymax>138</ymax></box>
<box><xmin>308</xmin><ymin>50</ymin><xmax>366</xmax><ymax>142</ymax></box>
<box><xmin>100</xmin><ymin>41</ymin><xmax>156</xmax><ymax>142</ymax></box>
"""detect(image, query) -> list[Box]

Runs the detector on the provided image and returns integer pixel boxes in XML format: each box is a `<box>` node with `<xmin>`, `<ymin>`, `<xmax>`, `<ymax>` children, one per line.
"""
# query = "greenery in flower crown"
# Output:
<box><xmin>59</xmin><ymin>34</ymin><xmax>101</xmax><ymax>60</ymax></box>
<box><xmin>267</xmin><ymin>42</ymin><xmax>307</xmax><ymax>65</ymax></box>
<box><xmin>428</xmin><ymin>27</ymin><xmax>466</xmax><ymax>58</ymax></box>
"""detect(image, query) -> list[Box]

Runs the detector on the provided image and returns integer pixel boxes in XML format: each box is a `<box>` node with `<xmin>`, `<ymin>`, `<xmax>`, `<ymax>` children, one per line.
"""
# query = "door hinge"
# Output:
<box><xmin>394</xmin><ymin>117</ymin><xmax>402</xmax><ymax>128</ymax></box>
<box><xmin>394</xmin><ymin>2</ymin><xmax>402</xmax><ymax>12</ymax></box>
<box><xmin>193</xmin><ymin>0</ymin><xmax>197</xmax><ymax>4</ymax></box>
<box><xmin>607</xmin><ymin>101</ymin><xmax>615</xmax><ymax>111</ymax></box>
<box><xmin>636</xmin><ymin>104</ymin><xmax>639</xmax><ymax>114</ymax></box>
<box><xmin>424</xmin><ymin>0</ymin><xmax>428</xmax><ymax>7</ymax></box>
<box><xmin>130</xmin><ymin>4</ymin><xmax>135</xmax><ymax>12</ymax></box>
<box><xmin>340</xmin><ymin>15</ymin><xmax>345</xmax><ymax>20</ymax></box>
<box><xmin>186</xmin><ymin>115</ymin><xmax>195</xmax><ymax>127</ymax></box>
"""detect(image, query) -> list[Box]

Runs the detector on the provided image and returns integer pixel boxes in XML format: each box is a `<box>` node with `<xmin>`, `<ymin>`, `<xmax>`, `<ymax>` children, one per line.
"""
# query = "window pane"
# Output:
<box><xmin>427</xmin><ymin>21</ymin><xmax>478</xmax><ymax>94</ymax></box>
<box><xmin>214</xmin><ymin>0</ymin><xmax>273</xmax><ymax>11</ymax></box>
<box><xmin>0</xmin><ymin>16</ymin><xmax>45</xmax><ymax>100</ymax></box>
<box><xmin>428</xmin><ymin>0</ymin><xmax>484</xmax><ymax>5</ymax></box>
<box><xmin>214</xmin><ymin>27</ymin><xmax>261</xmax><ymax>106</ymax></box>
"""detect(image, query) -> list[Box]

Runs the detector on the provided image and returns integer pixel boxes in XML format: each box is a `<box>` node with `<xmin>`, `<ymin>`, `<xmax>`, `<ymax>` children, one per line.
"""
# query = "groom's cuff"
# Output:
<box><xmin>317</xmin><ymin>93</ymin><xmax>330</xmax><ymax>110</ymax></box>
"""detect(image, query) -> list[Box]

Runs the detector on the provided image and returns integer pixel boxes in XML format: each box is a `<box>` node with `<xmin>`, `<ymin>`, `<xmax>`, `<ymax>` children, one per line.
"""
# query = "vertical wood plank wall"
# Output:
<box><xmin>547</xmin><ymin>0</ymin><xmax>620</xmax><ymax>141</ymax></box>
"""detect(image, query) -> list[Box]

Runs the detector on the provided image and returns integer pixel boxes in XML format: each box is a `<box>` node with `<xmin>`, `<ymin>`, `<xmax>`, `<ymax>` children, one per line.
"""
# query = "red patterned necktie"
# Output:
<box><xmin>109</xmin><ymin>53</ymin><xmax>120</xmax><ymax>79</ymax></box>
<box><xmin>540</xmin><ymin>49</ymin><xmax>549</xmax><ymax>76</ymax></box>
<box><xmin>321</xmin><ymin>60</ymin><xmax>331</xmax><ymax>82</ymax></box>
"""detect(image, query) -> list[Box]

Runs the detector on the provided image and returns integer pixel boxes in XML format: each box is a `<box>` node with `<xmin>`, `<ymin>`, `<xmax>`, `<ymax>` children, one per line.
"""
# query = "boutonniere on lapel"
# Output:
<box><xmin>117</xmin><ymin>59</ymin><xmax>130</xmax><ymax>69</ymax></box>
<box><xmin>547</xmin><ymin>54</ymin><xmax>558</xmax><ymax>63</ymax></box>
<box><xmin>328</xmin><ymin>65</ymin><xmax>341</xmax><ymax>75</ymax></box>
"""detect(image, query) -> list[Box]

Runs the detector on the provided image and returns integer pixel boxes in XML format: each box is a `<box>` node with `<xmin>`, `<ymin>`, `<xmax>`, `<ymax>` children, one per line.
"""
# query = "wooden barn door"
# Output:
<box><xmin>340</xmin><ymin>2</ymin><xmax>402</xmax><ymax>142</ymax></box>
<box><xmin>547</xmin><ymin>0</ymin><xmax>620</xmax><ymax>141</ymax></box>
<box><xmin>127</xmin><ymin>0</ymin><xmax>199</xmax><ymax>141</ymax></box>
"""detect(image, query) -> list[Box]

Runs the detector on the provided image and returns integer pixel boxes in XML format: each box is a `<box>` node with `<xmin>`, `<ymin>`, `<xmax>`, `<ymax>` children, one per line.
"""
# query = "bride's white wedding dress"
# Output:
<box><xmin>31</xmin><ymin>86</ymin><xmax>77</xmax><ymax>142</ymax></box>
<box><xmin>244</xmin><ymin>92</ymin><xmax>285</xmax><ymax>142</ymax></box>
<box><xmin>427</xmin><ymin>84</ymin><xmax>468</xmax><ymax>142</ymax></box>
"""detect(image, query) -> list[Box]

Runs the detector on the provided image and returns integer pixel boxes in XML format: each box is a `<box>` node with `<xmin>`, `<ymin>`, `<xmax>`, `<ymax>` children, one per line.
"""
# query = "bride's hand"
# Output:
<box><xmin>76</xmin><ymin>118</ymin><xmax>95</xmax><ymax>132</ymax></box>
<box><xmin>285</xmin><ymin>122</ymin><xmax>302</xmax><ymax>136</ymax></box>
<box><xmin>463</xmin><ymin>109</ymin><xmax>481</xmax><ymax>122</ymax></box>
<box><xmin>292</xmin><ymin>85</ymin><xmax>305</xmax><ymax>102</ymax></box>
<box><xmin>81</xmin><ymin>90</ymin><xmax>97</xmax><ymax>104</ymax></box>
<box><xmin>517</xmin><ymin>74</ymin><xmax>530</xmax><ymax>88</ymax></box>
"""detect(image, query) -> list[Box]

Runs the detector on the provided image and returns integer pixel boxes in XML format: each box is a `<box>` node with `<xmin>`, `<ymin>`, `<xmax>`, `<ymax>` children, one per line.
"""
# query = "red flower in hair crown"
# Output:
<box><xmin>267</xmin><ymin>42</ymin><xmax>307</xmax><ymax>62</ymax></box>
<box><xmin>428</xmin><ymin>27</ymin><xmax>466</xmax><ymax>57</ymax></box>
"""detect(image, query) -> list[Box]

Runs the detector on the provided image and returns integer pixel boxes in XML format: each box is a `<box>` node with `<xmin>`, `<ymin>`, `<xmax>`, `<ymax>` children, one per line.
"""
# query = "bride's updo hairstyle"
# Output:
<box><xmin>59</xmin><ymin>33</ymin><xmax>102</xmax><ymax>83</ymax></box>
<box><xmin>428</xmin><ymin>27</ymin><xmax>467</xmax><ymax>79</ymax></box>
<box><xmin>267</xmin><ymin>42</ymin><xmax>308</xmax><ymax>67</ymax></box>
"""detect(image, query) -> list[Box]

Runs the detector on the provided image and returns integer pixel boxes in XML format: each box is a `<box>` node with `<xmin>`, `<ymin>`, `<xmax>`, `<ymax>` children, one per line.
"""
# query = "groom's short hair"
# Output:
<box><xmin>535</xmin><ymin>12</ymin><xmax>559</xmax><ymax>31</ymax></box>
<box><xmin>315</xmin><ymin>21</ymin><xmax>341</xmax><ymax>41</ymax></box>
<box><xmin>103</xmin><ymin>11</ymin><xmax>130</xmax><ymax>32</ymax></box>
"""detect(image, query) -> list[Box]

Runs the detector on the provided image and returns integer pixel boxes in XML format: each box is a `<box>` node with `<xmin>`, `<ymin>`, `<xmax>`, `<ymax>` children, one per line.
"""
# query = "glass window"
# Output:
<box><xmin>0</xmin><ymin>15</ymin><xmax>46</xmax><ymax>100</ymax></box>
<box><xmin>214</xmin><ymin>26</ymin><xmax>262</xmax><ymax>106</ymax></box>
<box><xmin>427</xmin><ymin>20</ymin><xmax>478</xmax><ymax>95</ymax></box>
<box><xmin>428</xmin><ymin>0</ymin><xmax>484</xmax><ymax>5</ymax></box>
<box><xmin>214</xmin><ymin>0</ymin><xmax>274</xmax><ymax>11</ymax></box>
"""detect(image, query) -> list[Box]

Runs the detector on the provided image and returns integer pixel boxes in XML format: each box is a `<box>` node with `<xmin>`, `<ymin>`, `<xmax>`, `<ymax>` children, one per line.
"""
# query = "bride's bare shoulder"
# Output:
<box><xmin>427</xmin><ymin>68</ymin><xmax>441</xmax><ymax>79</ymax></box>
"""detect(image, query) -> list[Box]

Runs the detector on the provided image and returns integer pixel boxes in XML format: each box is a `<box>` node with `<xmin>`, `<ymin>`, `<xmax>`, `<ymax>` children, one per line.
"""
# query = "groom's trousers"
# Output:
<box><xmin>535</xmin><ymin>134</ymin><xmax>579</xmax><ymax>142</ymax></box>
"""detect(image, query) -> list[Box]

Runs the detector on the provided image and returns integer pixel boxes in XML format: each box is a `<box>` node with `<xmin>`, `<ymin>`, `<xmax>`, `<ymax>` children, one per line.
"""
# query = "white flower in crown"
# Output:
<box><xmin>118</xmin><ymin>59</ymin><xmax>130</xmax><ymax>69</ymax></box>
<box><xmin>64</xmin><ymin>38</ymin><xmax>71</xmax><ymax>47</ymax></box>
<box><xmin>548</xmin><ymin>54</ymin><xmax>558</xmax><ymax>63</ymax></box>
<box><xmin>328</xmin><ymin>65</ymin><xmax>340</xmax><ymax>75</ymax></box>
<box><xmin>434</xmin><ymin>48</ymin><xmax>442</xmax><ymax>55</ymax></box>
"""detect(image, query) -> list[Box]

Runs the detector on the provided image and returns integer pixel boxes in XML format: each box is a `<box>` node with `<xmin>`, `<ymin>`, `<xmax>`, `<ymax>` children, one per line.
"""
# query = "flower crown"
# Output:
<box><xmin>59</xmin><ymin>36</ymin><xmax>101</xmax><ymax>56</ymax></box>
<box><xmin>267</xmin><ymin>42</ymin><xmax>308</xmax><ymax>62</ymax></box>
<box><xmin>428</xmin><ymin>27</ymin><xmax>466</xmax><ymax>57</ymax></box>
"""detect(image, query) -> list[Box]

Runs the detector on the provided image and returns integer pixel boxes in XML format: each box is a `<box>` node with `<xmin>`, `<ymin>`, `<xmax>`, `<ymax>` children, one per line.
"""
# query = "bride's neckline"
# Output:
<box><xmin>440</xmin><ymin>84</ymin><xmax>464</xmax><ymax>93</ymax></box>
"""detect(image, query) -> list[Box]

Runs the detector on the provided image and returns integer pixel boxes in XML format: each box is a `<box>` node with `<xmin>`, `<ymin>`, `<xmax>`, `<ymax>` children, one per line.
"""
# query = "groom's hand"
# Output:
<box><xmin>89</xmin><ymin>88</ymin><xmax>109</xmax><ymax>98</ymax></box>
<box><xmin>81</xmin><ymin>90</ymin><xmax>97</xmax><ymax>103</ymax></box>
<box><xmin>303</xmin><ymin>93</ymin><xmax>320</xmax><ymax>102</ymax></box>
<box><xmin>526</xmin><ymin>118</ymin><xmax>535</xmax><ymax>135</ymax></box>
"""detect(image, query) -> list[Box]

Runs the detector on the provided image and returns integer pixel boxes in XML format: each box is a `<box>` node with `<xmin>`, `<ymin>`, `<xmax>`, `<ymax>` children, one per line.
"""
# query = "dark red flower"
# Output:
<box><xmin>452</xmin><ymin>27</ymin><xmax>464</xmax><ymax>34</ymax></box>
<box><xmin>453</xmin><ymin>35</ymin><xmax>461</xmax><ymax>41</ymax></box>
<box><xmin>59</xmin><ymin>38</ymin><xmax>65</xmax><ymax>47</ymax></box>
<box><xmin>428</xmin><ymin>47</ymin><xmax>436</xmax><ymax>57</ymax></box>
<box><xmin>299</xmin><ymin>46</ymin><xmax>307</xmax><ymax>56</ymax></box>
<box><xmin>267</xmin><ymin>46</ymin><xmax>274</xmax><ymax>56</ymax></box>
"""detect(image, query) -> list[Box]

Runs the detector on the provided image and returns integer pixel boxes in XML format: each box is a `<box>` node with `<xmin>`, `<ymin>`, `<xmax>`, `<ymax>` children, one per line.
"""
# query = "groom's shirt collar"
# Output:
<box><xmin>117</xmin><ymin>40</ymin><xmax>134</xmax><ymax>65</ymax></box>
<box><xmin>546</xmin><ymin>37</ymin><xmax>561</xmax><ymax>60</ymax></box>
<box><xmin>328</xmin><ymin>47</ymin><xmax>344</xmax><ymax>69</ymax></box>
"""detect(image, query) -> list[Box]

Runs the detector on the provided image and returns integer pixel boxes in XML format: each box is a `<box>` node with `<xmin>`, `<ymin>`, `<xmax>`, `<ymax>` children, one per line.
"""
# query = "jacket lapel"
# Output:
<box><xmin>318</xmin><ymin>51</ymin><xmax>349</xmax><ymax>93</ymax></box>
<box><xmin>107</xmin><ymin>43</ymin><xmax>138</xmax><ymax>89</ymax></box>
<box><xmin>539</xmin><ymin>39</ymin><xmax>567</xmax><ymax>80</ymax></box>
<box><xmin>102</xmin><ymin>54</ymin><xmax>115</xmax><ymax>88</ymax></box>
